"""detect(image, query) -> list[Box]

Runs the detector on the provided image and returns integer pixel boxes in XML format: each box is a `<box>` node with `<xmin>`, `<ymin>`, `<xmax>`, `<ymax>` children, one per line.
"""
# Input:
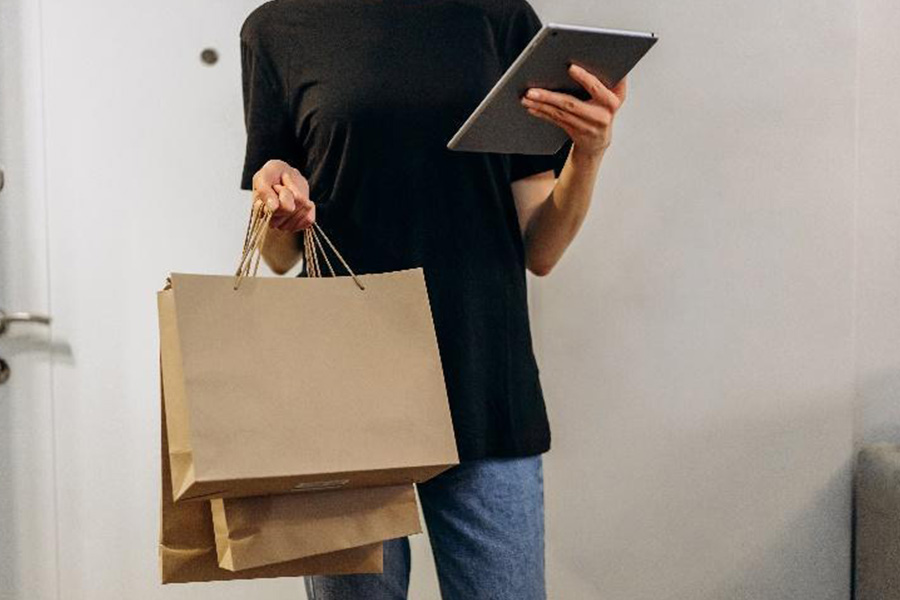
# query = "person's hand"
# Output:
<box><xmin>519</xmin><ymin>66</ymin><xmax>627</xmax><ymax>158</ymax></box>
<box><xmin>251</xmin><ymin>159</ymin><xmax>316</xmax><ymax>231</ymax></box>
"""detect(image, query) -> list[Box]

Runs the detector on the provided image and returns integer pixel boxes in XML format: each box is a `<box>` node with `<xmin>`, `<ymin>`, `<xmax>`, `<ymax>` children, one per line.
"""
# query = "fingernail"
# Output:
<box><xmin>526</xmin><ymin>89</ymin><xmax>540</xmax><ymax>99</ymax></box>
<box><xmin>569</xmin><ymin>63</ymin><xmax>580</xmax><ymax>71</ymax></box>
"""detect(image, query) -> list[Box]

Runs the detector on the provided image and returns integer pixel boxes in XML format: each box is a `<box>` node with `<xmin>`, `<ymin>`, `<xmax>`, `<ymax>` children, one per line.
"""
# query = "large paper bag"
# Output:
<box><xmin>211</xmin><ymin>484</ymin><xmax>421</xmax><ymax>572</ymax></box>
<box><xmin>158</xmin><ymin>266</ymin><xmax>458</xmax><ymax>503</ymax></box>
<box><xmin>159</xmin><ymin>383</ymin><xmax>383</xmax><ymax>584</ymax></box>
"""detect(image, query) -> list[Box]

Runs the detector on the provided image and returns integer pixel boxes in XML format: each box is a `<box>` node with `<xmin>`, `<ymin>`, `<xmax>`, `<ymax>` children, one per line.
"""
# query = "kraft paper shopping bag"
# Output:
<box><xmin>159</xmin><ymin>377</ymin><xmax>383</xmax><ymax>584</ymax></box>
<box><xmin>211</xmin><ymin>484</ymin><xmax>421</xmax><ymax>572</ymax></box>
<box><xmin>157</xmin><ymin>216</ymin><xmax>458</xmax><ymax>503</ymax></box>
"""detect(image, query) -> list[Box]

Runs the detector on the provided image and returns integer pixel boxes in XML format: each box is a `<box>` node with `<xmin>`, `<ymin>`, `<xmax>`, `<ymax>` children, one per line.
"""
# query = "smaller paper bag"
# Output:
<box><xmin>159</xmin><ymin>373</ymin><xmax>383</xmax><ymax>584</ymax></box>
<box><xmin>211</xmin><ymin>485</ymin><xmax>421</xmax><ymax>571</ymax></box>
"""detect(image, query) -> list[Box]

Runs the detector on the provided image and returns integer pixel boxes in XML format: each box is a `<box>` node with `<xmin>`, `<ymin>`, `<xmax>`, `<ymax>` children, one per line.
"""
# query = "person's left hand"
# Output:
<box><xmin>520</xmin><ymin>64</ymin><xmax>626</xmax><ymax>158</ymax></box>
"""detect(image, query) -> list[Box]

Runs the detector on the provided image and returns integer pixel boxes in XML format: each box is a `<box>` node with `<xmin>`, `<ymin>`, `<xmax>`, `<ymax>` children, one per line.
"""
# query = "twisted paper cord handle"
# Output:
<box><xmin>233</xmin><ymin>203</ymin><xmax>365</xmax><ymax>291</ymax></box>
<box><xmin>233</xmin><ymin>203</ymin><xmax>274</xmax><ymax>289</ymax></box>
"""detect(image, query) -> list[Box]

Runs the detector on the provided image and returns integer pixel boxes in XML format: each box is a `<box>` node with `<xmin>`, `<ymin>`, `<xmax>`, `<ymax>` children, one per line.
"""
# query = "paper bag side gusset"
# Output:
<box><xmin>157</xmin><ymin>288</ymin><xmax>199</xmax><ymax>502</ymax></box>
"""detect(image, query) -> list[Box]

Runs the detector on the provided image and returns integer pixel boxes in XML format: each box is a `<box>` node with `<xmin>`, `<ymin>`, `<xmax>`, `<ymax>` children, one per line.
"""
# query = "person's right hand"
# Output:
<box><xmin>251</xmin><ymin>159</ymin><xmax>316</xmax><ymax>231</ymax></box>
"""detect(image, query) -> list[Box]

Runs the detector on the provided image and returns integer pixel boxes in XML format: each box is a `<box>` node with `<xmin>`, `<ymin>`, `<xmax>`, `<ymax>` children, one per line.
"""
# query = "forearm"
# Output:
<box><xmin>261</xmin><ymin>227</ymin><xmax>302</xmax><ymax>275</ymax></box>
<box><xmin>523</xmin><ymin>146</ymin><xmax>605</xmax><ymax>275</ymax></box>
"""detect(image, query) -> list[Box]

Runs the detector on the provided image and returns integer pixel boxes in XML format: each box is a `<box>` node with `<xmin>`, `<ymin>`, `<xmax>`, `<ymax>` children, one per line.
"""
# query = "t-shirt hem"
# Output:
<box><xmin>456</xmin><ymin>437</ymin><xmax>551</xmax><ymax>462</ymax></box>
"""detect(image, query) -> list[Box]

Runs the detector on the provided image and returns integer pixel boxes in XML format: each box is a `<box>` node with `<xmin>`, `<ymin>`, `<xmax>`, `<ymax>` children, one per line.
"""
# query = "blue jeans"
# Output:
<box><xmin>304</xmin><ymin>455</ymin><xmax>546</xmax><ymax>600</ymax></box>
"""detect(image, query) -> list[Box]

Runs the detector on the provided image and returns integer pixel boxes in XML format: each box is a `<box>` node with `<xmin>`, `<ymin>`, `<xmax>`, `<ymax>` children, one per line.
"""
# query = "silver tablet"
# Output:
<box><xmin>446</xmin><ymin>23</ymin><xmax>658</xmax><ymax>154</ymax></box>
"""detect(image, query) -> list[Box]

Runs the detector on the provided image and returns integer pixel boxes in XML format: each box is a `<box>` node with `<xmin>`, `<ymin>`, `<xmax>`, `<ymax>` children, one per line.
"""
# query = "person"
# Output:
<box><xmin>239</xmin><ymin>1</ymin><xmax>626</xmax><ymax>598</ymax></box>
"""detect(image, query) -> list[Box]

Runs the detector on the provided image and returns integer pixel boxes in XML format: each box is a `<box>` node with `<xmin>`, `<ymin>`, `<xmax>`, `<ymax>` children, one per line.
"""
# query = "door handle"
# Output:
<box><xmin>0</xmin><ymin>310</ymin><xmax>51</xmax><ymax>384</ymax></box>
<box><xmin>0</xmin><ymin>310</ymin><xmax>52</xmax><ymax>336</ymax></box>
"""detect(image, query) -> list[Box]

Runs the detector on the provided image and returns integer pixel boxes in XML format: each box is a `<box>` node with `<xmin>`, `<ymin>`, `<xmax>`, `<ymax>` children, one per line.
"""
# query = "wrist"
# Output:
<box><xmin>570</xmin><ymin>144</ymin><xmax>606</xmax><ymax>171</ymax></box>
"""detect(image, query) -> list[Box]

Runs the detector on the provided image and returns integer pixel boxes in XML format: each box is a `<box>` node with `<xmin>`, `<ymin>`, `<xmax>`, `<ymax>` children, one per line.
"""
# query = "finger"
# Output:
<box><xmin>283</xmin><ymin>207</ymin><xmax>313</xmax><ymax>232</ymax></box>
<box><xmin>523</xmin><ymin>87</ymin><xmax>593</xmax><ymax>120</ymax></box>
<box><xmin>566</xmin><ymin>64</ymin><xmax>621</xmax><ymax>109</ymax></box>
<box><xmin>277</xmin><ymin>211</ymin><xmax>302</xmax><ymax>232</ymax></box>
<box><xmin>254</xmin><ymin>188</ymin><xmax>279</xmax><ymax>212</ymax></box>
<box><xmin>271</xmin><ymin>184</ymin><xmax>314</xmax><ymax>231</ymax></box>
<box><xmin>526</xmin><ymin>106</ymin><xmax>577</xmax><ymax>139</ymax></box>
<box><xmin>525</xmin><ymin>100</ymin><xmax>604</xmax><ymax>136</ymax></box>
<box><xmin>252</xmin><ymin>171</ymin><xmax>282</xmax><ymax>213</ymax></box>
<box><xmin>286</xmin><ymin>187</ymin><xmax>315</xmax><ymax>220</ymax></box>
<box><xmin>281</xmin><ymin>169</ymin><xmax>310</xmax><ymax>203</ymax></box>
<box><xmin>252</xmin><ymin>168</ymin><xmax>278</xmax><ymax>191</ymax></box>
<box><xmin>276</xmin><ymin>181</ymin><xmax>313</xmax><ymax>217</ymax></box>
<box><xmin>293</xmin><ymin>196</ymin><xmax>315</xmax><ymax>221</ymax></box>
<box><xmin>277</xmin><ymin>199</ymin><xmax>316</xmax><ymax>232</ymax></box>
<box><xmin>611</xmin><ymin>75</ymin><xmax>627</xmax><ymax>104</ymax></box>
<box><xmin>273</xmin><ymin>214</ymin><xmax>298</xmax><ymax>230</ymax></box>
<box><xmin>270</xmin><ymin>195</ymin><xmax>294</xmax><ymax>228</ymax></box>
<box><xmin>274</xmin><ymin>183</ymin><xmax>296</xmax><ymax>214</ymax></box>
<box><xmin>294</xmin><ymin>202</ymin><xmax>316</xmax><ymax>230</ymax></box>
<box><xmin>271</xmin><ymin>204</ymin><xmax>304</xmax><ymax>230</ymax></box>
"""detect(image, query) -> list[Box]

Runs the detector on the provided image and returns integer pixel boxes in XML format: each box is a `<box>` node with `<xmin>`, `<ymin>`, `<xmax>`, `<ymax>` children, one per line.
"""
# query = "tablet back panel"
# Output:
<box><xmin>447</xmin><ymin>24</ymin><xmax>657</xmax><ymax>155</ymax></box>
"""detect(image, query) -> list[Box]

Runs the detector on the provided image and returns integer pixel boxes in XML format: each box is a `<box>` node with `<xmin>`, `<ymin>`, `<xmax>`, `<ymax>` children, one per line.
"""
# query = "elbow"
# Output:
<box><xmin>525</xmin><ymin>245</ymin><xmax>557</xmax><ymax>277</ymax></box>
<box><xmin>523</xmin><ymin>235</ymin><xmax>558</xmax><ymax>276</ymax></box>
<box><xmin>527</xmin><ymin>258</ymin><xmax>555</xmax><ymax>277</ymax></box>
<box><xmin>262</xmin><ymin>253</ymin><xmax>292</xmax><ymax>276</ymax></box>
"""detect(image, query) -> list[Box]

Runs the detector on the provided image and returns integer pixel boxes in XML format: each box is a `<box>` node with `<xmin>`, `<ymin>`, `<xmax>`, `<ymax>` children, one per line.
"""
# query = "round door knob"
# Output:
<box><xmin>0</xmin><ymin>358</ymin><xmax>10</xmax><ymax>385</ymax></box>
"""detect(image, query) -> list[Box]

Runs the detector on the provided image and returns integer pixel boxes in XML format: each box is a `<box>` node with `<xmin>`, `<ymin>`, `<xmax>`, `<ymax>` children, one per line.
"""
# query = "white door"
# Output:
<box><xmin>0</xmin><ymin>2</ymin><xmax>57</xmax><ymax>598</ymax></box>
<box><xmin>0</xmin><ymin>1</ymin><xmax>316</xmax><ymax>597</ymax></box>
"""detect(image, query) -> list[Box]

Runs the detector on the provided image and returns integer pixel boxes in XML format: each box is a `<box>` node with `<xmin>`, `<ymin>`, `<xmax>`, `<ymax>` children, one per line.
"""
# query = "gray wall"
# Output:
<box><xmin>857</xmin><ymin>0</ymin><xmax>900</xmax><ymax>447</ymax></box>
<box><xmin>530</xmin><ymin>0</ymin><xmax>860</xmax><ymax>598</ymax></box>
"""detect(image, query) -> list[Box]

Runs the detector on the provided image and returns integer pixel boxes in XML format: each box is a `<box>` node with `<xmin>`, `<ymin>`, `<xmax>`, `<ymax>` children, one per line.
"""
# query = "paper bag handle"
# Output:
<box><xmin>234</xmin><ymin>203</ymin><xmax>365</xmax><ymax>292</ymax></box>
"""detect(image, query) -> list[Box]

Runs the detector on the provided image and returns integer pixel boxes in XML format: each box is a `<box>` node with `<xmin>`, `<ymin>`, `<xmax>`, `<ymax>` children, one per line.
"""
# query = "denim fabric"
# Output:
<box><xmin>304</xmin><ymin>454</ymin><xmax>545</xmax><ymax>600</ymax></box>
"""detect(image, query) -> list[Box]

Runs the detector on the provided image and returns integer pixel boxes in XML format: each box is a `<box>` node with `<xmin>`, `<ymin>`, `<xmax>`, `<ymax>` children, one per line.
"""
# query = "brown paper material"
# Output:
<box><xmin>159</xmin><ymin>378</ymin><xmax>383</xmax><ymax>584</ymax></box>
<box><xmin>157</xmin><ymin>268</ymin><xmax>458</xmax><ymax>502</ymax></box>
<box><xmin>211</xmin><ymin>485</ymin><xmax>421</xmax><ymax>572</ymax></box>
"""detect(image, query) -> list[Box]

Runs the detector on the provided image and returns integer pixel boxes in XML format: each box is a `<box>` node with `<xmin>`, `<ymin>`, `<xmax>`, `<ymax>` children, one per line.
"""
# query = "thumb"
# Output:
<box><xmin>273</xmin><ymin>183</ymin><xmax>296</xmax><ymax>213</ymax></box>
<box><xmin>612</xmin><ymin>76</ymin><xmax>627</xmax><ymax>103</ymax></box>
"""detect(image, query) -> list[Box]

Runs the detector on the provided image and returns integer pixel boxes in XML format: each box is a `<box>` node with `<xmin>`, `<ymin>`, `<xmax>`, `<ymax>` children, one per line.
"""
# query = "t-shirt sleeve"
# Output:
<box><xmin>501</xmin><ymin>0</ymin><xmax>574</xmax><ymax>183</ymax></box>
<box><xmin>239</xmin><ymin>25</ymin><xmax>294</xmax><ymax>191</ymax></box>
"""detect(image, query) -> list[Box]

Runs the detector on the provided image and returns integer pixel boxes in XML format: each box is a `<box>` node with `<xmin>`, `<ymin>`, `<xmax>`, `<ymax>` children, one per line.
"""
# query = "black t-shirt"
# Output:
<box><xmin>239</xmin><ymin>0</ymin><xmax>573</xmax><ymax>460</ymax></box>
